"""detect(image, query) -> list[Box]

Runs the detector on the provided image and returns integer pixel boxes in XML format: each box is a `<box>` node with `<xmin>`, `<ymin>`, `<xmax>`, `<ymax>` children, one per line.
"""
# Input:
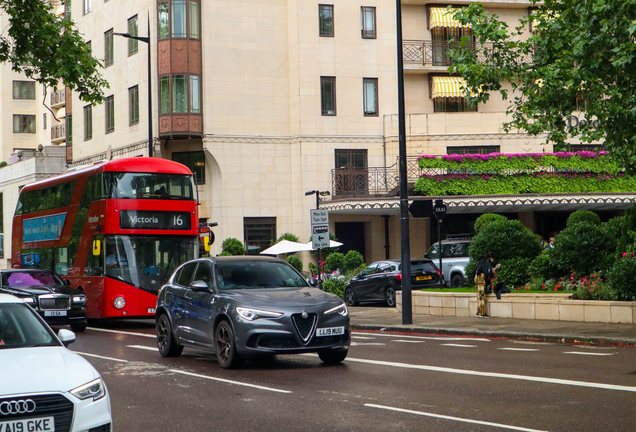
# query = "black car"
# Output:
<box><xmin>344</xmin><ymin>259</ymin><xmax>441</xmax><ymax>307</ymax></box>
<box><xmin>155</xmin><ymin>256</ymin><xmax>350</xmax><ymax>369</ymax></box>
<box><xmin>0</xmin><ymin>269</ymin><xmax>87</xmax><ymax>332</ymax></box>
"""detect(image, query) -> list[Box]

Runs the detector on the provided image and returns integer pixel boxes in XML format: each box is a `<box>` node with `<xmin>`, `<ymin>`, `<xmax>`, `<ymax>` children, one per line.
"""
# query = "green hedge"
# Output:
<box><xmin>414</xmin><ymin>172</ymin><xmax>636</xmax><ymax>196</ymax></box>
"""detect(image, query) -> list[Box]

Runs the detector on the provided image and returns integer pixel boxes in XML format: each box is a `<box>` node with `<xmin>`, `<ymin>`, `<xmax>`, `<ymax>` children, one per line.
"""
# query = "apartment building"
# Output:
<box><xmin>0</xmin><ymin>1</ymin><xmax>628</xmax><ymax>269</ymax></box>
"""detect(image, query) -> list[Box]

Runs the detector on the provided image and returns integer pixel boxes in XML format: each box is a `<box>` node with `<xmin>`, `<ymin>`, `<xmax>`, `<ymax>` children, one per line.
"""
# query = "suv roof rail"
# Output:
<box><xmin>445</xmin><ymin>233</ymin><xmax>473</xmax><ymax>241</ymax></box>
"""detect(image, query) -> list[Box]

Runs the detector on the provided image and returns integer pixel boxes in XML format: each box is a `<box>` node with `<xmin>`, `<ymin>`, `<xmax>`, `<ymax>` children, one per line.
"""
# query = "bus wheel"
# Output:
<box><xmin>156</xmin><ymin>314</ymin><xmax>183</xmax><ymax>357</ymax></box>
<box><xmin>70</xmin><ymin>321</ymin><xmax>87</xmax><ymax>333</ymax></box>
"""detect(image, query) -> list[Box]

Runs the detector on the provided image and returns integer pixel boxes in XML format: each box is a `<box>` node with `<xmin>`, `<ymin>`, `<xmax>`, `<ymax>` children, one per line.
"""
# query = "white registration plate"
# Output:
<box><xmin>147</xmin><ymin>308</ymin><xmax>156</xmax><ymax>314</ymax></box>
<box><xmin>44</xmin><ymin>310</ymin><xmax>67</xmax><ymax>317</ymax></box>
<box><xmin>316</xmin><ymin>326</ymin><xmax>345</xmax><ymax>337</ymax></box>
<box><xmin>0</xmin><ymin>416</ymin><xmax>55</xmax><ymax>432</ymax></box>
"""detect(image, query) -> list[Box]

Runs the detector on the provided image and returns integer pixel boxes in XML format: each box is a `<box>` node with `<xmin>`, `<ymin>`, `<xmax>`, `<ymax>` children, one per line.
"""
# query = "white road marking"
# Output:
<box><xmin>88</xmin><ymin>327</ymin><xmax>155</xmax><ymax>338</ymax></box>
<box><xmin>499</xmin><ymin>348</ymin><xmax>540</xmax><ymax>352</ymax></box>
<box><xmin>353</xmin><ymin>332</ymin><xmax>490</xmax><ymax>342</ymax></box>
<box><xmin>344</xmin><ymin>357</ymin><xmax>636</xmax><ymax>393</ymax></box>
<box><xmin>564</xmin><ymin>352</ymin><xmax>616</xmax><ymax>356</ymax></box>
<box><xmin>391</xmin><ymin>340</ymin><xmax>425</xmax><ymax>343</ymax></box>
<box><xmin>351</xmin><ymin>342</ymin><xmax>386</xmax><ymax>346</ymax></box>
<box><xmin>365</xmin><ymin>404</ymin><xmax>549</xmax><ymax>432</ymax></box>
<box><xmin>351</xmin><ymin>336</ymin><xmax>377</xmax><ymax>340</ymax></box>
<box><xmin>169</xmin><ymin>369</ymin><xmax>292</xmax><ymax>394</ymax></box>
<box><xmin>127</xmin><ymin>345</ymin><xmax>157</xmax><ymax>351</ymax></box>
<box><xmin>442</xmin><ymin>343</ymin><xmax>477</xmax><ymax>348</ymax></box>
<box><xmin>75</xmin><ymin>351</ymin><xmax>128</xmax><ymax>363</ymax></box>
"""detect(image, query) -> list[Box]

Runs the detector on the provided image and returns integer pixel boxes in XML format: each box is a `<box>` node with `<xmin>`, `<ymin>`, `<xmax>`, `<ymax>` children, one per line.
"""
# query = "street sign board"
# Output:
<box><xmin>311</xmin><ymin>209</ymin><xmax>330</xmax><ymax>249</ymax></box>
<box><xmin>409</xmin><ymin>200</ymin><xmax>434</xmax><ymax>218</ymax></box>
<box><xmin>433</xmin><ymin>199</ymin><xmax>447</xmax><ymax>220</ymax></box>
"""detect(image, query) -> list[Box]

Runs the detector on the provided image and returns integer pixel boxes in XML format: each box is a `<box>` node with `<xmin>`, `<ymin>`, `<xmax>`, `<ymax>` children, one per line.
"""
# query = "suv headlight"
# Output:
<box><xmin>73</xmin><ymin>295</ymin><xmax>87</xmax><ymax>304</ymax></box>
<box><xmin>236</xmin><ymin>307</ymin><xmax>283</xmax><ymax>321</ymax></box>
<box><xmin>70</xmin><ymin>378</ymin><xmax>106</xmax><ymax>401</ymax></box>
<box><xmin>324</xmin><ymin>303</ymin><xmax>348</xmax><ymax>317</ymax></box>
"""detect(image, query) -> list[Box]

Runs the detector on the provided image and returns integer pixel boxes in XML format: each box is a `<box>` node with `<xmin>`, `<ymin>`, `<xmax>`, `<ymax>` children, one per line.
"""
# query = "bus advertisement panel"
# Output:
<box><xmin>12</xmin><ymin>157</ymin><xmax>199</xmax><ymax>319</ymax></box>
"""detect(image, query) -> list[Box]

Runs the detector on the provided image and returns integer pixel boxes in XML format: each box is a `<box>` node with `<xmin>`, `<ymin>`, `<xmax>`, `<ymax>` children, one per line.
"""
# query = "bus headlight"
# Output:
<box><xmin>113</xmin><ymin>296</ymin><xmax>126</xmax><ymax>309</ymax></box>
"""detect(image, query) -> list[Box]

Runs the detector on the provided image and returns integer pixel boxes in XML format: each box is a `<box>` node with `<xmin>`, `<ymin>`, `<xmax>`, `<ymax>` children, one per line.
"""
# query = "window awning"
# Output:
<box><xmin>429</xmin><ymin>7</ymin><xmax>471</xmax><ymax>29</ymax></box>
<box><xmin>431</xmin><ymin>76</ymin><xmax>469</xmax><ymax>98</ymax></box>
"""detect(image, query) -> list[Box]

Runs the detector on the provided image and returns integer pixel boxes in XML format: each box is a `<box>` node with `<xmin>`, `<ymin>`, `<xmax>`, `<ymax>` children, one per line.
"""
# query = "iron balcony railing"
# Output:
<box><xmin>403</xmin><ymin>40</ymin><xmax>525</xmax><ymax>67</ymax></box>
<box><xmin>50</xmin><ymin>89</ymin><xmax>66</xmax><ymax>107</ymax></box>
<box><xmin>51</xmin><ymin>123</ymin><xmax>66</xmax><ymax>142</ymax></box>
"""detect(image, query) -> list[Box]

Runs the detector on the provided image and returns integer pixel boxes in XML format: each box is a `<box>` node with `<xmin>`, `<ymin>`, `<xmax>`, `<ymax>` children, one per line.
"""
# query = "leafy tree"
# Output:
<box><xmin>286</xmin><ymin>256</ymin><xmax>303</xmax><ymax>273</ymax></box>
<box><xmin>324</xmin><ymin>252</ymin><xmax>345</xmax><ymax>273</ymax></box>
<box><xmin>220</xmin><ymin>238</ymin><xmax>245</xmax><ymax>256</ymax></box>
<box><xmin>449</xmin><ymin>2</ymin><xmax>636</xmax><ymax>169</ymax></box>
<box><xmin>1</xmin><ymin>1</ymin><xmax>107</xmax><ymax>104</ymax></box>
<box><xmin>547</xmin><ymin>222</ymin><xmax>611</xmax><ymax>276</ymax></box>
<box><xmin>567</xmin><ymin>210</ymin><xmax>600</xmax><ymax>228</ymax></box>
<box><xmin>474</xmin><ymin>213</ymin><xmax>507</xmax><ymax>235</ymax></box>
<box><xmin>270</xmin><ymin>233</ymin><xmax>300</xmax><ymax>246</ymax></box>
<box><xmin>343</xmin><ymin>250</ymin><xmax>364</xmax><ymax>272</ymax></box>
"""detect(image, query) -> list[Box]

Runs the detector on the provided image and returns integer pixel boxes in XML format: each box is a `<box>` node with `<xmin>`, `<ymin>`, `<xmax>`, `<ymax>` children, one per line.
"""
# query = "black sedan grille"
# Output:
<box><xmin>257</xmin><ymin>334</ymin><xmax>301</xmax><ymax>349</ymax></box>
<box><xmin>291</xmin><ymin>313</ymin><xmax>317</xmax><ymax>343</ymax></box>
<box><xmin>89</xmin><ymin>423</ymin><xmax>112</xmax><ymax>432</ymax></box>
<box><xmin>39</xmin><ymin>296</ymin><xmax>70</xmax><ymax>310</ymax></box>
<box><xmin>0</xmin><ymin>394</ymin><xmax>74</xmax><ymax>432</ymax></box>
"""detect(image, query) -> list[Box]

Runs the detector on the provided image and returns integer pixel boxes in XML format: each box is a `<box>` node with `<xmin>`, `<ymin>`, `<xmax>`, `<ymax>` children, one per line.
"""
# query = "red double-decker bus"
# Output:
<box><xmin>12</xmin><ymin>157</ymin><xmax>199</xmax><ymax>319</ymax></box>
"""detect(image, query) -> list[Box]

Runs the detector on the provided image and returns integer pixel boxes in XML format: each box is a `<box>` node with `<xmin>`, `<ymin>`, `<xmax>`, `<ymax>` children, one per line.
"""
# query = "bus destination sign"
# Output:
<box><xmin>23</xmin><ymin>213</ymin><xmax>67</xmax><ymax>243</ymax></box>
<box><xmin>120</xmin><ymin>210</ymin><xmax>191</xmax><ymax>230</ymax></box>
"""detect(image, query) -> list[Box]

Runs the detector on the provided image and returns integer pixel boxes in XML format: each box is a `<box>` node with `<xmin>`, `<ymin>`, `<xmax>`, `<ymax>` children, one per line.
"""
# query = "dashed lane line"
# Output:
<box><xmin>75</xmin><ymin>351</ymin><xmax>129</xmax><ymax>362</ymax></box>
<box><xmin>87</xmin><ymin>327</ymin><xmax>155</xmax><ymax>338</ymax></box>
<box><xmin>351</xmin><ymin>336</ymin><xmax>377</xmax><ymax>340</ymax></box>
<box><xmin>352</xmin><ymin>332</ymin><xmax>490</xmax><ymax>342</ymax></box>
<box><xmin>564</xmin><ymin>352</ymin><xmax>616</xmax><ymax>356</ymax></box>
<box><xmin>128</xmin><ymin>345</ymin><xmax>157</xmax><ymax>351</ymax></box>
<box><xmin>169</xmin><ymin>369</ymin><xmax>292</xmax><ymax>394</ymax></box>
<box><xmin>351</xmin><ymin>342</ymin><xmax>386</xmax><ymax>346</ymax></box>
<box><xmin>442</xmin><ymin>343</ymin><xmax>478</xmax><ymax>348</ymax></box>
<box><xmin>344</xmin><ymin>356</ymin><xmax>636</xmax><ymax>393</ymax></box>
<box><xmin>499</xmin><ymin>348</ymin><xmax>540</xmax><ymax>352</ymax></box>
<box><xmin>365</xmin><ymin>404</ymin><xmax>549</xmax><ymax>432</ymax></box>
<box><xmin>391</xmin><ymin>340</ymin><xmax>425</xmax><ymax>343</ymax></box>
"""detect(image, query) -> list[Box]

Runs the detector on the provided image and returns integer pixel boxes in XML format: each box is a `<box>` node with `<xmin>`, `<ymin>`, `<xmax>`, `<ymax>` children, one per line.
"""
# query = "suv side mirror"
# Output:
<box><xmin>64</xmin><ymin>279</ymin><xmax>71</xmax><ymax>286</ymax></box>
<box><xmin>424</xmin><ymin>253</ymin><xmax>429</xmax><ymax>258</ymax></box>
<box><xmin>190</xmin><ymin>280</ymin><xmax>210</xmax><ymax>292</ymax></box>
<box><xmin>58</xmin><ymin>329</ymin><xmax>76</xmax><ymax>347</ymax></box>
<box><xmin>307</xmin><ymin>277</ymin><xmax>318</xmax><ymax>287</ymax></box>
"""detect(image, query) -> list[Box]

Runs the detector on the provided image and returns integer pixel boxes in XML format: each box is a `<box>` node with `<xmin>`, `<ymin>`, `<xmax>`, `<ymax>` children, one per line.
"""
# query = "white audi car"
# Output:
<box><xmin>0</xmin><ymin>294</ymin><xmax>112</xmax><ymax>432</ymax></box>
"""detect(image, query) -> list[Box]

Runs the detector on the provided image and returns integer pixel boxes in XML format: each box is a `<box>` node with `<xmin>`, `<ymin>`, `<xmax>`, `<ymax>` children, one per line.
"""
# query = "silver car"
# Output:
<box><xmin>425</xmin><ymin>238</ymin><xmax>471</xmax><ymax>287</ymax></box>
<box><xmin>155</xmin><ymin>256</ymin><xmax>350</xmax><ymax>368</ymax></box>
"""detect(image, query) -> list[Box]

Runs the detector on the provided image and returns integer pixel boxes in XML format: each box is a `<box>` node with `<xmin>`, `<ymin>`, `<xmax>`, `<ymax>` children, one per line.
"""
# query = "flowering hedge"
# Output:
<box><xmin>417</xmin><ymin>151</ymin><xmax>621</xmax><ymax>175</ymax></box>
<box><xmin>414</xmin><ymin>172</ymin><xmax>636</xmax><ymax>196</ymax></box>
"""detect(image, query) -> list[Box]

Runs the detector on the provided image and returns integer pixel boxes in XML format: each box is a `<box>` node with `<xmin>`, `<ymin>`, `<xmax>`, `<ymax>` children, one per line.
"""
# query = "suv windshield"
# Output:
<box><xmin>104</xmin><ymin>172</ymin><xmax>195</xmax><ymax>200</ymax></box>
<box><xmin>3</xmin><ymin>271</ymin><xmax>62</xmax><ymax>288</ymax></box>
<box><xmin>215</xmin><ymin>261</ymin><xmax>308</xmax><ymax>290</ymax></box>
<box><xmin>0</xmin><ymin>303</ymin><xmax>58</xmax><ymax>349</ymax></box>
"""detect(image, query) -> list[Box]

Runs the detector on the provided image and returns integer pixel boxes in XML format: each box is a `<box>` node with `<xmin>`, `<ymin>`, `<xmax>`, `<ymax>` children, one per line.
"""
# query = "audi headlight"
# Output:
<box><xmin>236</xmin><ymin>307</ymin><xmax>283</xmax><ymax>321</ymax></box>
<box><xmin>113</xmin><ymin>296</ymin><xmax>125</xmax><ymax>309</ymax></box>
<box><xmin>73</xmin><ymin>295</ymin><xmax>87</xmax><ymax>304</ymax></box>
<box><xmin>324</xmin><ymin>303</ymin><xmax>348</xmax><ymax>317</ymax></box>
<box><xmin>22</xmin><ymin>297</ymin><xmax>36</xmax><ymax>305</ymax></box>
<box><xmin>70</xmin><ymin>378</ymin><xmax>106</xmax><ymax>401</ymax></box>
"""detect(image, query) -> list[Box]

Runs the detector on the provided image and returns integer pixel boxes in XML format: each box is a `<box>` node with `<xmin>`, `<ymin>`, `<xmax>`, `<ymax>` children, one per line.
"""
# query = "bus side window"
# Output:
<box><xmin>85</xmin><ymin>237</ymin><xmax>104</xmax><ymax>276</ymax></box>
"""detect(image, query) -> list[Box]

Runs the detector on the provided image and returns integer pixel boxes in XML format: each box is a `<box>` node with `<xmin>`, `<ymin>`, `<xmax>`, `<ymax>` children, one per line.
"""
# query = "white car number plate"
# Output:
<box><xmin>316</xmin><ymin>326</ymin><xmax>345</xmax><ymax>337</ymax></box>
<box><xmin>0</xmin><ymin>416</ymin><xmax>55</xmax><ymax>432</ymax></box>
<box><xmin>147</xmin><ymin>308</ymin><xmax>156</xmax><ymax>314</ymax></box>
<box><xmin>44</xmin><ymin>310</ymin><xmax>67</xmax><ymax>317</ymax></box>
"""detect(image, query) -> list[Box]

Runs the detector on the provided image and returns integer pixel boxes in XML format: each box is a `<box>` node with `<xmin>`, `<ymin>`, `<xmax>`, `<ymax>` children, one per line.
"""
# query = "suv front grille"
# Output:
<box><xmin>291</xmin><ymin>313</ymin><xmax>317</xmax><ymax>343</ymax></box>
<box><xmin>39</xmin><ymin>296</ymin><xmax>70</xmax><ymax>310</ymax></box>
<box><xmin>0</xmin><ymin>394</ymin><xmax>74</xmax><ymax>432</ymax></box>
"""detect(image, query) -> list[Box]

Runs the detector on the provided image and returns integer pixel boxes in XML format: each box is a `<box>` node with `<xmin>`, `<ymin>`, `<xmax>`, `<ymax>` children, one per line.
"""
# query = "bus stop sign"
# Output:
<box><xmin>433</xmin><ymin>200</ymin><xmax>447</xmax><ymax>220</ymax></box>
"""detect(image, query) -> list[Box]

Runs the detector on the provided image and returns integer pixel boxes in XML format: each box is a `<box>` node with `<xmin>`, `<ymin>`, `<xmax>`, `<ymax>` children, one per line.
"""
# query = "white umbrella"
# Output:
<box><xmin>260</xmin><ymin>240</ymin><xmax>312</xmax><ymax>255</ymax></box>
<box><xmin>304</xmin><ymin>240</ymin><xmax>343</xmax><ymax>250</ymax></box>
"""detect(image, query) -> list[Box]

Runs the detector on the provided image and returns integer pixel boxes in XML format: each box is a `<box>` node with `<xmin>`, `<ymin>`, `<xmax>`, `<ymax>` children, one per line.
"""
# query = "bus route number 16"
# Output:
<box><xmin>173</xmin><ymin>215</ymin><xmax>183</xmax><ymax>226</ymax></box>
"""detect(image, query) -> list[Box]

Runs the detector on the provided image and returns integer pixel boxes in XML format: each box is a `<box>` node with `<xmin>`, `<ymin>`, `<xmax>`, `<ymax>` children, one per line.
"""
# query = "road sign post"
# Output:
<box><xmin>311</xmin><ymin>209</ymin><xmax>330</xmax><ymax>288</ymax></box>
<box><xmin>433</xmin><ymin>200</ymin><xmax>447</xmax><ymax>287</ymax></box>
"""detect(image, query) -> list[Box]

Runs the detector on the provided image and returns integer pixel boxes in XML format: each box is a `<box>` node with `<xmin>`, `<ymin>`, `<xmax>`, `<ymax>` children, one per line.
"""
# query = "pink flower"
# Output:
<box><xmin>554</xmin><ymin>288</ymin><xmax>558</xmax><ymax>291</ymax></box>
<box><xmin>623</xmin><ymin>252</ymin><xmax>628</xmax><ymax>257</ymax></box>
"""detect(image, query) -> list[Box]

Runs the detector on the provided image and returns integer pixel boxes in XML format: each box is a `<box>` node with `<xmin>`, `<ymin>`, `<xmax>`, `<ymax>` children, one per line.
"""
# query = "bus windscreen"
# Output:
<box><xmin>104</xmin><ymin>172</ymin><xmax>195</xmax><ymax>200</ymax></box>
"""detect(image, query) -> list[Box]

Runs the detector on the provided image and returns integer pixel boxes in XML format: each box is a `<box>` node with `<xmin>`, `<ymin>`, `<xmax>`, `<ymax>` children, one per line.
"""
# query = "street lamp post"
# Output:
<box><xmin>306</xmin><ymin>190</ymin><xmax>331</xmax><ymax>287</ymax></box>
<box><xmin>114</xmin><ymin>14</ymin><xmax>153</xmax><ymax>158</ymax></box>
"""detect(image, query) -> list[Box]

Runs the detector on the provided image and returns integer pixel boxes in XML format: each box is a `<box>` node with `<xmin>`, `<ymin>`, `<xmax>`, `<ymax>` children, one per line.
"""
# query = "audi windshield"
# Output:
<box><xmin>0</xmin><ymin>303</ymin><xmax>58</xmax><ymax>350</ymax></box>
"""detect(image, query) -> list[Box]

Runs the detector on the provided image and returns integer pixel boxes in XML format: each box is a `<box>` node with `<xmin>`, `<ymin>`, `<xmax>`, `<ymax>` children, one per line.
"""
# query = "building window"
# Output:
<box><xmin>159</xmin><ymin>2</ymin><xmax>169</xmax><ymax>39</ymax></box>
<box><xmin>65</xmin><ymin>0</ymin><xmax>71</xmax><ymax>21</ymax></box>
<box><xmin>172</xmin><ymin>0</ymin><xmax>187</xmax><ymax>38</ymax></box>
<box><xmin>84</xmin><ymin>0</ymin><xmax>91</xmax><ymax>15</ymax></box>
<box><xmin>104</xmin><ymin>29</ymin><xmax>114</xmax><ymax>67</ymax></box>
<box><xmin>321</xmin><ymin>76</ymin><xmax>336</xmax><ymax>116</ymax></box>
<box><xmin>43</xmin><ymin>113</ymin><xmax>47</xmax><ymax>129</ymax></box>
<box><xmin>429</xmin><ymin>7</ymin><xmax>474</xmax><ymax>66</ymax></box>
<box><xmin>319</xmin><ymin>5</ymin><xmax>334</xmax><ymax>37</ymax></box>
<box><xmin>160</xmin><ymin>76</ymin><xmax>170</xmax><ymax>114</ymax></box>
<box><xmin>173</xmin><ymin>151</ymin><xmax>205</xmax><ymax>184</ymax></box>
<box><xmin>334</xmin><ymin>150</ymin><xmax>368</xmax><ymax>196</ymax></box>
<box><xmin>105</xmin><ymin>95</ymin><xmax>114</xmax><ymax>133</ymax></box>
<box><xmin>67</xmin><ymin>114</ymin><xmax>73</xmax><ymax>144</ymax></box>
<box><xmin>172</xmin><ymin>75</ymin><xmax>187</xmax><ymax>113</ymax></box>
<box><xmin>244</xmin><ymin>217</ymin><xmax>276</xmax><ymax>255</ymax></box>
<box><xmin>446</xmin><ymin>146</ymin><xmax>500</xmax><ymax>155</ymax></box>
<box><xmin>84</xmin><ymin>105</ymin><xmax>92</xmax><ymax>140</ymax></box>
<box><xmin>190</xmin><ymin>1</ymin><xmax>200</xmax><ymax>38</ymax></box>
<box><xmin>129</xmin><ymin>85</ymin><xmax>139</xmax><ymax>125</ymax></box>
<box><xmin>361</xmin><ymin>7</ymin><xmax>376</xmax><ymax>39</ymax></box>
<box><xmin>190</xmin><ymin>76</ymin><xmax>201</xmax><ymax>113</ymax></box>
<box><xmin>13</xmin><ymin>115</ymin><xmax>36</xmax><ymax>133</ymax></box>
<box><xmin>13</xmin><ymin>81</ymin><xmax>36</xmax><ymax>99</ymax></box>
<box><xmin>128</xmin><ymin>15</ymin><xmax>138</xmax><ymax>56</ymax></box>
<box><xmin>433</xmin><ymin>97</ymin><xmax>477</xmax><ymax>113</ymax></box>
<box><xmin>363</xmin><ymin>78</ymin><xmax>378</xmax><ymax>116</ymax></box>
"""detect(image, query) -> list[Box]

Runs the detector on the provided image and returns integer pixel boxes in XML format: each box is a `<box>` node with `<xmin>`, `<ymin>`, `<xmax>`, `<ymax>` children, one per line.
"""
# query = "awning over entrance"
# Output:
<box><xmin>429</xmin><ymin>7</ymin><xmax>470</xmax><ymax>29</ymax></box>
<box><xmin>321</xmin><ymin>193</ymin><xmax>636</xmax><ymax>215</ymax></box>
<box><xmin>430</xmin><ymin>76</ymin><xmax>469</xmax><ymax>98</ymax></box>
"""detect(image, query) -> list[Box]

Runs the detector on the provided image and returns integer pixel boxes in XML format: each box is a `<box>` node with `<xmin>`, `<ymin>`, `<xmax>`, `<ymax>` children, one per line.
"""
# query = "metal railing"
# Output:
<box><xmin>50</xmin><ymin>89</ymin><xmax>66</xmax><ymax>107</ymax></box>
<box><xmin>51</xmin><ymin>123</ymin><xmax>66</xmax><ymax>141</ymax></box>
<box><xmin>403</xmin><ymin>40</ymin><xmax>519</xmax><ymax>67</ymax></box>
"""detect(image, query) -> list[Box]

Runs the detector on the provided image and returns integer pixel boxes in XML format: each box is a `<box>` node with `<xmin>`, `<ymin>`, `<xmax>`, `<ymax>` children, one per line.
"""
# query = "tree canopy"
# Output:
<box><xmin>1</xmin><ymin>0</ymin><xmax>107</xmax><ymax>104</ymax></box>
<box><xmin>449</xmin><ymin>1</ymin><xmax>636</xmax><ymax>170</ymax></box>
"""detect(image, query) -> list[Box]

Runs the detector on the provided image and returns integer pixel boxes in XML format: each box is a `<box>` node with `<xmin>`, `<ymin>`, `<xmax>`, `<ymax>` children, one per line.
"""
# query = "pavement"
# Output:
<box><xmin>349</xmin><ymin>305</ymin><xmax>636</xmax><ymax>346</ymax></box>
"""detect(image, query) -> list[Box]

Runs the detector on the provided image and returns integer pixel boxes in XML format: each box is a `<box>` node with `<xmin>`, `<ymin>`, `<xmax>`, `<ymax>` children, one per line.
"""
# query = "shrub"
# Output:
<box><xmin>322</xmin><ymin>278</ymin><xmax>345</xmax><ymax>298</ymax></box>
<box><xmin>570</xmin><ymin>273</ymin><xmax>614</xmax><ymax>300</ymax></box>
<box><xmin>343</xmin><ymin>250</ymin><xmax>364</xmax><ymax>271</ymax></box>
<box><xmin>286</xmin><ymin>256</ymin><xmax>303</xmax><ymax>273</ymax></box>
<box><xmin>497</xmin><ymin>257</ymin><xmax>532</xmax><ymax>288</ymax></box>
<box><xmin>528</xmin><ymin>251</ymin><xmax>556</xmax><ymax>280</ymax></box>
<box><xmin>221</xmin><ymin>238</ymin><xmax>245</xmax><ymax>256</ymax></box>
<box><xmin>0</xmin><ymin>161</ymin><xmax>7</xmax><ymax>168</ymax></box>
<box><xmin>616</xmin><ymin>203</ymin><xmax>636</xmax><ymax>257</ymax></box>
<box><xmin>308</xmin><ymin>262</ymin><xmax>319</xmax><ymax>277</ymax></box>
<box><xmin>271</xmin><ymin>233</ymin><xmax>300</xmax><ymax>246</ymax></box>
<box><xmin>608</xmin><ymin>257</ymin><xmax>636</xmax><ymax>300</ymax></box>
<box><xmin>474</xmin><ymin>213</ymin><xmax>507</xmax><ymax>235</ymax></box>
<box><xmin>325</xmin><ymin>252</ymin><xmax>345</xmax><ymax>272</ymax></box>
<box><xmin>547</xmin><ymin>222</ymin><xmax>611</xmax><ymax>277</ymax></box>
<box><xmin>567</xmin><ymin>210</ymin><xmax>601</xmax><ymax>227</ymax></box>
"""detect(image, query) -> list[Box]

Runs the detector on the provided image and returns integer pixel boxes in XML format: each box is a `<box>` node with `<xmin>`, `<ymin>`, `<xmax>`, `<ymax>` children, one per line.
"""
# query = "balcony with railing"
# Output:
<box><xmin>50</xmin><ymin>89</ymin><xmax>66</xmax><ymax>108</ymax></box>
<box><xmin>51</xmin><ymin>123</ymin><xmax>66</xmax><ymax>144</ymax></box>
